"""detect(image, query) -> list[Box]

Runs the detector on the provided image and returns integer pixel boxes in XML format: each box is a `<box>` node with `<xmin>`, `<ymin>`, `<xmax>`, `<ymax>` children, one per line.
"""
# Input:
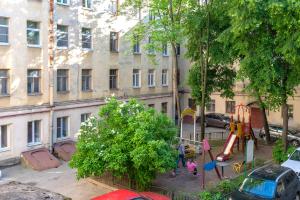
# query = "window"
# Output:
<box><xmin>188</xmin><ymin>98</ymin><xmax>196</xmax><ymax>110</ymax></box>
<box><xmin>148</xmin><ymin>37</ymin><xmax>154</xmax><ymax>54</ymax></box>
<box><xmin>27</xmin><ymin>21</ymin><xmax>40</xmax><ymax>46</ymax></box>
<box><xmin>148</xmin><ymin>104</ymin><xmax>155</xmax><ymax>108</ymax></box>
<box><xmin>288</xmin><ymin>105</ymin><xmax>293</xmax><ymax>119</ymax></box>
<box><xmin>57</xmin><ymin>25</ymin><xmax>68</xmax><ymax>48</ymax></box>
<box><xmin>110</xmin><ymin>32</ymin><xmax>119</xmax><ymax>52</ymax></box>
<box><xmin>56</xmin><ymin>0</ymin><xmax>69</xmax><ymax>5</ymax></box>
<box><xmin>162</xmin><ymin>69</ymin><xmax>168</xmax><ymax>86</ymax></box>
<box><xmin>109</xmin><ymin>69</ymin><xmax>118</xmax><ymax>89</ymax></box>
<box><xmin>82</xmin><ymin>28</ymin><xmax>92</xmax><ymax>49</ymax></box>
<box><xmin>57</xmin><ymin>117</ymin><xmax>68</xmax><ymax>139</ymax></box>
<box><xmin>132</xmin><ymin>69</ymin><xmax>140</xmax><ymax>88</ymax></box>
<box><xmin>0</xmin><ymin>125</ymin><xmax>8</xmax><ymax>150</ymax></box>
<box><xmin>149</xmin><ymin>10</ymin><xmax>155</xmax><ymax>21</ymax></box>
<box><xmin>110</xmin><ymin>0</ymin><xmax>119</xmax><ymax>15</ymax></box>
<box><xmin>206</xmin><ymin>99</ymin><xmax>216</xmax><ymax>112</ymax></box>
<box><xmin>0</xmin><ymin>17</ymin><xmax>8</xmax><ymax>44</ymax></box>
<box><xmin>82</xmin><ymin>0</ymin><xmax>92</xmax><ymax>8</ymax></box>
<box><xmin>133</xmin><ymin>35</ymin><xmax>140</xmax><ymax>54</ymax></box>
<box><xmin>162</xmin><ymin>44</ymin><xmax>168</xmax><ymax>56</ymax></box>
<box><xmin>161</xmin><ymin>102</ymin><xmax>168</xmax><ymax>114</ymax></box>
<box><xmin>82</xmin><ymin>69</ymin><xmax>91</xmax><ymax>91</ymax></box>
<box><xmin>226</xmin><ymin>101</ymin><xmax>236</xmax><ymax>113</ymax></box>
<box><xmin>27</xmin><ymin>70</ymin><xmax>40</xmax><ymax>94</ymax></box>
<box><xmin>57</xmin><ymin>69</ymin><xmax>68</xmax><ymax>92</ymax></box>
<box><xmin>176</xmin><ymin>43</ymin><xmax>180</xmax><ymax>55</ymax></box>
<box><xmin>81</xmin><ymin>113</ymin><xmax>91</xmax><ymax>123</ymax></box>
<box><xmin>27</xmin><ymin>120</ymin><xmax>41</xmax><ymax>145</ymax></box>
<box><xmin>148</xmin><ymin>69</ymin><xmax>155</xmax><ymax>87</ymax></box>
<box><xmin>0</xmin><ymin>69</ymin><xmax>8</xmax><ymax>95</ymax></box>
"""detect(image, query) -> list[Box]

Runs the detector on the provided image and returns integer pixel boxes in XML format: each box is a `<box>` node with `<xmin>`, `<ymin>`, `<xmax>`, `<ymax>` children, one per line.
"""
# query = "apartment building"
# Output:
<box><xmin>0</xmin><ymin>0</ymin><xmax>173</xmax><ymax>161</ymax></box>
<box><xmin>179</xmin><ymin>47</ymin><xmax>300</xmax><ymax>129</ymax></box>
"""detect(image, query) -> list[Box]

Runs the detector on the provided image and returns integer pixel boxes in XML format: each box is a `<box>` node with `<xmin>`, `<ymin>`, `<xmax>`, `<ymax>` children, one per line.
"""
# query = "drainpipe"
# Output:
<box><xmin>49</xmin><ymin>0</ymin><xmax>55</xmax><ymax>152</ymax></box>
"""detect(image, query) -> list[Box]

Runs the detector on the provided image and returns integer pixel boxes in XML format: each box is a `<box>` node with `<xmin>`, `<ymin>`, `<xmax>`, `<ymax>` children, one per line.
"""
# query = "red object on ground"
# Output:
<box><xmin>91</xmin><ymin>189</ymin><xmax>170</xmax><ymax>200</ymax></box>
<box><xmin>21</xmin><ymin>148</ymin><xmax>61</xmax><ymax>171</ymax></box>
<box><xmin>53</xmin><ymin>140</ymin><xmax>76</xmax><ymax>161</ymax></box>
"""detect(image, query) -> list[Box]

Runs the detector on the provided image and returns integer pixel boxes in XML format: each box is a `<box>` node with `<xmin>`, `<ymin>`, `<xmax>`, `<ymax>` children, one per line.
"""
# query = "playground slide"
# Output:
<box><xmin>216</xmin><ymin>132</ymin><xmax>237</xmax><ymax>162</ymax></box>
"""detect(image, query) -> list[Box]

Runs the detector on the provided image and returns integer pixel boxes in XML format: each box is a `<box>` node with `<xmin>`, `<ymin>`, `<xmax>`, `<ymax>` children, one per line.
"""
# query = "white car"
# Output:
<box><xmin>282</xmin><ymin>147</ymin><xmax>300</xmax><ymax>179</ymax></box>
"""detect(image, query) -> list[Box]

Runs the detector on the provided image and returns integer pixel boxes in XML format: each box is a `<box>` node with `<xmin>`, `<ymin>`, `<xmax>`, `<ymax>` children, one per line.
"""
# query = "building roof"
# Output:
<box><xmin>250</xmin><ymin>164</ymin><xmax>290</xmax><ymax>181</ymax></box>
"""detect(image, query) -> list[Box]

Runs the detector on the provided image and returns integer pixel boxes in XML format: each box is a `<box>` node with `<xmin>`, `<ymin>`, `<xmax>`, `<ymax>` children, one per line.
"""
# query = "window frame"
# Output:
<box><xmin>148</xmin><ymin>69</ymin><xmax>155</xmax><ymax>87</ymax></box>
<box><xmin>81</xmin><ymin>113</ymin><xmax>91</xmax><ymax>123</ymax></box>
<box><xmin>81</xmin><ymin>69</ymin><xmax>92</xmax><ymax>91</ymax></box>
<box><xmin>56</xmin><ymin>0</ymin><xmax>70</xmax><ymax>6</ymax></box>
<box><xmin>206</xmin><ymin>99</ymin><xmax>216</xmax><ymax>112</ymax></box>
<box><xmin>82</xmin><ymin>0</ymin><xmax>92</xmax><ymax>9</ymax></box>
<box><xmin>109</xmin><ymin>69</ymin><xmax>118</xmax><ymax>90</ymax></box>
<box><xmin>162</xmin><ymin>43</ymin><xmax>168</xmax><ymax>56</ymax></box>
<box><xmin>27</xmin><ymin>69</ymin><xmax>41</xmax><ymax>95</ymax></box>
<box><xmin>133</xmin><ymin>35</ymin><xmax>140</xmax><ymax>54</ymax></box>
<box><xmin>161</xmin><ymin>102</ymin><xmax>168</xmax><ymax>114</ymax></box>
<box><xmin>27</xmin><ymin>120</ymin><xmax>41</xmax><ymax>146</ymax></box>
<box><xmin>110</xmin><ymin>32</ymin><xmax>119</xmax><ymax>52</ymax></box>
<box><xmin>132</xmin><ymin>69</ymin><xmax>141</xmax><ymax>88</ymax></box>
<box><xmin>57</xmin><ymin>117</ymin><xmax>68</xmax><ymax>139</ymax></box>
<box><xmin>57</xmin><ymin>25</ymin><xmax>68</xmax><ymax>48</ymax></box>
<box><xmin>148</xmin><ymin>37</ymin><xmax>155</xmax><ymax>54</ymax></box>
<box><xmin>57</xmin><ymin>69</ymin><xmax>69</xmax><ymax>92</ymax></box>
<box><xmin>82</xmin><ymin>27</ymin><xmax>92</xmax><ymax>50</ymax></box>
<box><xmin>0</xmin><ymin>69</ymin><xmax>9</xmax><ymax>96</ymax></box>
<box><xmin>0</xmin><ymin>125</ymin><xmax>9</xmax><ymax>151</ymax></box>
<box><xmin>27</xmin><ymin>21</ymin><xmax>40</xmax><ymax>47</ymax></box>
<box><xmin>161</xmin><ymin>69</ymin><xmax>168</xmax><ymax>86</ymax></box>
<box><xmin>110</xmin><ymin>0</ymin><xmax>119</xmax><ymax>15</ymax></box>
<box><xmin>225</xmin><ymin>101</ymin><xmax>236</xmax><ymax>114</ymax></box>
<box><xmin>0</xmin><ymin>17</ymin><xmax>9</xmax><ymax>45</ymax></box>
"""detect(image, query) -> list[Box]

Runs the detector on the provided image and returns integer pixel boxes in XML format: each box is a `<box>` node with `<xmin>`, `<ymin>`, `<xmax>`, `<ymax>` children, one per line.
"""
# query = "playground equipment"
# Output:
<box><xmin>216</xmin><ymin>104</ymin><xmax>258</xmax><ymax>162</ymax></box>
<box><xmin>180</xmin><ymin>108</ymin><xmax>196</xmax><ymax>142</ymax></box>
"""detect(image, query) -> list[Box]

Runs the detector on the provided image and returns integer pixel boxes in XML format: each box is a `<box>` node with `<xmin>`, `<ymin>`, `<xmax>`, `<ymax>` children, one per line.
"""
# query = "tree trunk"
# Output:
<box><xmin>257</xmin><ymin>95</ymin><xmax>271</xmax><ymax>144</ymax></box>
<box><xmin>172</xmin><ymin>44</ymin><xmax>181</xmax><ymax>125</ymax></box>
<box><xmin>282</xmin><ymin>102</ymin><xmax>288</xmax><ymax>152</ymax></box>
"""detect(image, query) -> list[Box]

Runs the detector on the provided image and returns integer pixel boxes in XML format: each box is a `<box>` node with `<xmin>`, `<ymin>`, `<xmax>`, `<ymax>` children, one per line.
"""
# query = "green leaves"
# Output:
<box><xmin>70</xmin><ymin>98</ymin><xmax>177</xmax><ymax>190</ymax></box>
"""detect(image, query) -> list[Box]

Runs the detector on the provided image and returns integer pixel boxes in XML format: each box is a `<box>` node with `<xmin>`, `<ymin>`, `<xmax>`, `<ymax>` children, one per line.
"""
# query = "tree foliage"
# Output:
<box><xmin>69</xmin><ymin>98</ymin><xmax>177</xmax><ymax>190</ymax></box>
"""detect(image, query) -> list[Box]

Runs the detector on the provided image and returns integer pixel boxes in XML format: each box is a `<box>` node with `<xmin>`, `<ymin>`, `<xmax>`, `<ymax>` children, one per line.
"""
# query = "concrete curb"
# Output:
<box><xmin>87</xmin><ymin>178</ymin><xmax>118</xmax><ymax>191</ymax></box>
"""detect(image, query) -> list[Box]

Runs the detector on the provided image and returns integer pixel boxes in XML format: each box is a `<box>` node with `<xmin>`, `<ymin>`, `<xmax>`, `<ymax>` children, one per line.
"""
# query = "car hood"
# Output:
<box><xmin>229</xmin><ymin>191</ymin><xmax>272</xmax><ymax>200</ymax></box>
<box><xmin>282</xmin><ymin>159</ymin><xmax>300</xmax><ymax>173</ymax></box>
<box><xmin>140</xmin><ymin>192</ymin><xmax>170</xmax><ymax>200</ymax></box>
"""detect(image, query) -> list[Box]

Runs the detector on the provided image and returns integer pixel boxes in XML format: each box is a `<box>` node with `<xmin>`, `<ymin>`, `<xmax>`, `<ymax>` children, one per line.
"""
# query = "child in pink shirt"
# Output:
<box><xmin>187</xmin><ymin>159</ymin><xmax>197</xmax><ymax>175</ymax></box>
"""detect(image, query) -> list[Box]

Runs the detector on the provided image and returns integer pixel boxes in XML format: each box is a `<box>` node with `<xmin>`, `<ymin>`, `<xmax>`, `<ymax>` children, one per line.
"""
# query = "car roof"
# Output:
<box><xmin>91</xmin><ymin>189</ymin><xmax>140</xmax><ymax>200</ymax></box>
<box><xmin>249</xmin><ymin>164</ymin><xmax>291</xmax><ymax>181</ymax></box>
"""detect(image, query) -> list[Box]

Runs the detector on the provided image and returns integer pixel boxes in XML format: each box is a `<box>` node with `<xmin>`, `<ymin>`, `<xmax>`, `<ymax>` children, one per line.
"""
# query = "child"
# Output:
<box><xmin>187</xmin><ymin>159</ymin><xmax>198</xmax><ymax>175</ymax></box>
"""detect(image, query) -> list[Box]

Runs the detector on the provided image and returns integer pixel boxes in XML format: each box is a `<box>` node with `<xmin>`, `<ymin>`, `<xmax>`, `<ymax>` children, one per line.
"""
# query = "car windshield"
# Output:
<box><xmin>240</xmin><ymin>177</ymin><xmax>276</xmax><ymax>199</ymax></box>
<box><xmin>290</xmin><ymin>150</ymin><xmax>300</xmax><ymax>161</ymax></box>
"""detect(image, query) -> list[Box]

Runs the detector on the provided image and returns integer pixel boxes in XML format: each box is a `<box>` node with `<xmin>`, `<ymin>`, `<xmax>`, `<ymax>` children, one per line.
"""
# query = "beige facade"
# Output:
<box><xmin>0</xmin><ymin>0</ymin><xmax>173</xmax><ymax>161</ymax></box>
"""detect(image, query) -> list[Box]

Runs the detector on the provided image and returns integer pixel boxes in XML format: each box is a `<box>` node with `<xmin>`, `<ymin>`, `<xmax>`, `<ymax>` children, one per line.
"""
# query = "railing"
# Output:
<box><xmin>182</xmin><ymin>131</ymin><xmax>228</xmax><ymax>142</ymax></box>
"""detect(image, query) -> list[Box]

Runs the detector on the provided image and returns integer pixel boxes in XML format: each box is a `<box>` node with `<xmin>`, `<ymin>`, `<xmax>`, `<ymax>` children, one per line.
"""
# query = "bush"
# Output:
<box><xmin>272</xmin><ymin>140</ymin><xmax>296</xmax><ymax>164</ymax></box>
<box><xmin>69</xmin><ymin>98</ymin><xmax>178</xmax><ymax>190</ymax></box>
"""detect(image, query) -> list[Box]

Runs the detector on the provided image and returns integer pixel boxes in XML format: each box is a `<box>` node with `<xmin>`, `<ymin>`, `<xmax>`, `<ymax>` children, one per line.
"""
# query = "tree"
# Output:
<box><xmin>122</xmin><ymin>0</ymin><xmax>194</xmax><ymax>124</ymax></box>
<box><xmin>227</xmin><ymin>0</ymin><xmax>300</xmax><ymax>151</ymax></box>
<box><xmin>70</xmin><ymin>98</ymin><xmax>177</xmax><ymax>190</ymax></box>
<box><xmin>185</xmin><ymin>0</ymin><xmax>236</xmax><ymax>140</ymax></box>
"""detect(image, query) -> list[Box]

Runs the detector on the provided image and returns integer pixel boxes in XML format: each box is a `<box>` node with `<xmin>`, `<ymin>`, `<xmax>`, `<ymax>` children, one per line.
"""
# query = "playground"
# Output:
<box><xmin>152</xmin><ymin>104</ymin><xmax>273</xmax><ymax>195</ymax></box>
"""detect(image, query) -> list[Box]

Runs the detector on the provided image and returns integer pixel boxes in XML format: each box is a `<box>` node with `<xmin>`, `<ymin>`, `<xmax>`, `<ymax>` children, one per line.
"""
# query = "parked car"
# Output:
<box><xmin>259</xmin><ymin>124</ymin><xmax>300</xmax><ymax>146</ymax></box>
<box><xmin>282</xmin><ymin>147</ymin><xmax>300</xmax><ymax>180</ymax></box>
<box><xmin>91</xmin><ymin>189</ymin><xmax>170</xmax><ymax>200</ymax></box>
<box><xmin>197</xmin><ymin>113</ymin><xmax>232</xmax><ymax>130</ymax></box>
<box><xmin>229</xmin><ymin>164</ymin><xmax>300</xmax><ymax>200</ymax></box>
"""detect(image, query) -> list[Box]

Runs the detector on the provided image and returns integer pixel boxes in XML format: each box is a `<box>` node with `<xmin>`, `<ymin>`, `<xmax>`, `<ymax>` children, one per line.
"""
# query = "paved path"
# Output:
<box><xmin>0</xmin><ymin>162</ymin><xmax>111</xmax><ymax>200</ymax></box>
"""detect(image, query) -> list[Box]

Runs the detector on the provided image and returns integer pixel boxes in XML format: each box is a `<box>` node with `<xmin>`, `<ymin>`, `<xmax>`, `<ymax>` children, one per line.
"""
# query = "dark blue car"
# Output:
<box><xmin>229</xmin><ymin>165</ymin><xmax>300</xmax><ymax>200</ymax></box>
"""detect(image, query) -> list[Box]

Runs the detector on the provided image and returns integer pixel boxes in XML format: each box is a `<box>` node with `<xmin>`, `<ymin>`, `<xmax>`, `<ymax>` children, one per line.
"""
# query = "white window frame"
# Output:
<box><xmin>162</xmin><ymin>44</ymin><xmax>168</xmax><ymax>56</ymax></box>
<box><xmin>27</xmin><ymin>69</ymin><xmax>41</xmax><ymax>94</ymax></box>
<box><xmin>81</xmin><ymin>113</ymin><xmax>91</xmax><ymax>123</ymax></box>
<box><xmin>132</xmin><ymin>69</ymin><xmax>141</xmax><ymax>88</ymax></box>
<box><xmin>109</xmin><ymin>69</ymin><xmax>118</xmax><ymax>90</ymax></box>
<box><xmin>82</xmin><ymin>0</ymin><xmax>92</xmax><ymax>9</ymax></box>
<box><xmin>57</xmin><ymin>69</ymin><xmax>68</xmax><ymax>92</ymax></box>
<box><xmin>27</xmin><ymin>120</ymin><xmax>41</xmax><ymax>146</ymax></box>
<box><xmin>162</xmin><ymin>69</ymin><xmax>168</xmax><ymax>86</ymax></box>
<box><xmin>81</xmin><ymin>69</ymin><xmax>92</xmax><ymax>91</ymax></box>
<box><xmin>0</xmin><ymin>125</ymin><xmax>9</xmax><ymax>151</ymax></box>
<box><xmin>110</xmin><ymin>0</ymin><xmax>119</xmax><ymax>15</ymax></box>
<box><xmin>57</xmin><ymin>117</ymin><xmax>69</xmax><ymax>139</ymax></box>
<box><xmin>148</xmin><ymin>37</ymin><xmax>155</xmax><ymax>54</ymax></box>
<box><xmin>57</xmin><ymin>25</ymin><xmax>68</xmax><ymax>49</ymax></box>
<box><xmin>27</xmin><ymin>21</ymin><xmax>40</xmax><ymax>47</ymax></box>
<box><xmin>82</xmin><ymin>28</ymin><xmax>92</xmax><ymax>50</ymax></box>
<box><xmin>0</xmin><ymin>17</ymin><xmax>9</xmax><ymax>45</ymax></box>
<box><xmin>56</xmin><ymin>0</ymin><xmax>70</xmax><ymax>6</ymax></box>
<box><xmin>0</xmin><ymin>69</ymin><xmax>9</xmax><ymax>95</ymax></box>
<box><xmin>133</xmin><ymin>40</ymin><xmax>140</xmax><ymax>54</ymax></box>
<box><xmin>148</xmin><ymin>69</ymin><xmax>155</xmax><ymax>87</ymax></box>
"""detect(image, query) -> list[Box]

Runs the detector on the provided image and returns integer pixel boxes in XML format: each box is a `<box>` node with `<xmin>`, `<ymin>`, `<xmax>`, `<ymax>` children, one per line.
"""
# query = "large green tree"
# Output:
<box><xmin>227</xmin><ymin>0</ymin><xmax>300</xmax><ymax>151</ymax></box>
<box><xmin>70</xmin><ymin>98</ymin><xmax>177</xmax><ymax>190</ymax></box>
<box><xmin>122</xmin><ymin>0</ymin><xmax>195</xmax><ymax>123</ymax></box>
<box><xmin>185</xmin><ymin>0</ymin><xmax>236</xmax><ymax>140</ymax></box>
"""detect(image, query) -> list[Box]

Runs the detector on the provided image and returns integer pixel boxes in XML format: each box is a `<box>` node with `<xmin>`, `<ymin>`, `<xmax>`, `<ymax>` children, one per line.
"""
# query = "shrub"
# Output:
<box><xmin>69</xmin><ymin>98</ymin><xmax>178</xmax><ymax>190</ymax></box>
<box><xmin>272</xmin><ymin>140</ymin><xmax>296</xmax><ymax>164</ymax></box>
